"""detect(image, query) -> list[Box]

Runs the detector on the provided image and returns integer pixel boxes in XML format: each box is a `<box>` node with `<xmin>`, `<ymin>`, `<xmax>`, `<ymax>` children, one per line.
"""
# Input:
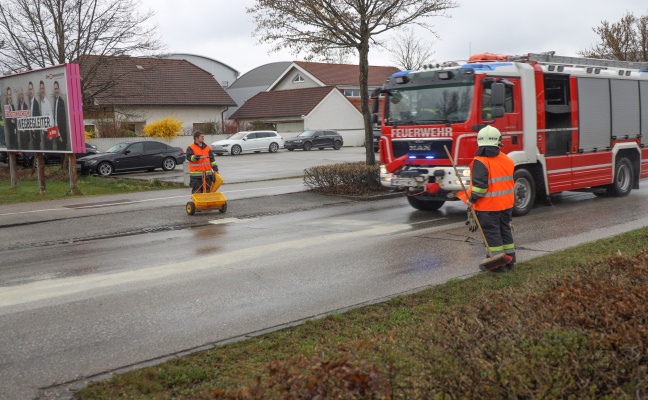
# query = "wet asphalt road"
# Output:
<box><xmin>1</xmin><ymin>148</ymin><xmax>648</xmax><ymax>400</ymax></box>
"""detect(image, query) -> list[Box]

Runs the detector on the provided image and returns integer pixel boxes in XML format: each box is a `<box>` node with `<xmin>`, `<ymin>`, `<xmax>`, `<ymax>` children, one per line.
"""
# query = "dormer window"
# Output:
<box><xmin>292</xmin><ymin>74</ymin><xmax>304</xmax><ymax>83</ymax></box>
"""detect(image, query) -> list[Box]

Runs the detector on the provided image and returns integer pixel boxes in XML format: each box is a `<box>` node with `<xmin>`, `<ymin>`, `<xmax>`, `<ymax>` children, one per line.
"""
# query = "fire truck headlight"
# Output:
<box><xmin>462</xmin><ymin>169</ymin><xmax>471</xmax><ymax>177</ymax></box>
<box><xmin>380</xmin><ymin>165</ymin><xmax>387</xmax><ymax>174</ymax></box>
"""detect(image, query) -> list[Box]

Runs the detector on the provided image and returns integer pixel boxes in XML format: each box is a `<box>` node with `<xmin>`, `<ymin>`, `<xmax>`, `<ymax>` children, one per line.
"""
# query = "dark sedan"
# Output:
<box><xmin>77</xmin><ymin>140</ymin><xmax>185</xmax><ymax>176</ymax></box>
<box><xmin>0</xmin><ymin>143</ymin><xmax>101</xmax><ymax>167</ymax></box>
<box><xmin>284</xmin><ymin>129</ymin><xmax>343</xmax><ymax>151</ymax></box>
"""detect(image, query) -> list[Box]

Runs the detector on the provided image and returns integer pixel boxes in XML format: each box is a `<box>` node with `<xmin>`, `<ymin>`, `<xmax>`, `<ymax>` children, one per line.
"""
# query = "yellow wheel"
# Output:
<box><xmin>186</xmin><ymin>201</ymin><xmax>196</xmax><ymax>215</ymax></box>
<box><xmin>219</xmin><ymin>202</ymin><xmax>227</xmax><ymax>213</ymax></box>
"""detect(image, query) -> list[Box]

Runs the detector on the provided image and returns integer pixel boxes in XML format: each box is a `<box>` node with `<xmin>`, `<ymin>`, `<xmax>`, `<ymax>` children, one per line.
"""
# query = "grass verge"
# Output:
<box><xmin>0</xmin><ymin>166</ymin><xmax>184</xmax><ymax>205</ymax></box>
<box><xmin>74</xmin><ymin>227</ymin><xmax>648</xmax><ymax>399</ymax></box>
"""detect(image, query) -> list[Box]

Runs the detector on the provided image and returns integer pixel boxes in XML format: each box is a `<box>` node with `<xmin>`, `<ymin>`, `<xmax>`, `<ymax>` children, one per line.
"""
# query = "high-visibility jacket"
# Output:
<box><xmin>187</xmin><ymin>143</ymin><xmax>214</xmax><ymax>175</ymax></box>
<box><xmin>459</xmin><ymin>152</ymin><xmax>514</xmax><ymax>211</ymax></box>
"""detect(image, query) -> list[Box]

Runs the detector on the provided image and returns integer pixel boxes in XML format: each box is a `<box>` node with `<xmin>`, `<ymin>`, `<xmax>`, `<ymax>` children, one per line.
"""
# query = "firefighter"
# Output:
<box><xmin>482</xmin><ymin>89</ymin><xmax>493</xmax><ymax>120</ymax></box>
<box><xmin>186</xmin><ymin>130</ymin><xmax>219</xmax><ymax>194</ymax></box>
<box><xmin>459</xmin><ymin>125</ymin><xmax>516</xmax><ymax>273</ymax></box>
<box><xmin>416</xmin><ymin>95</ymin><xmax>440</xmax><ymax>120</ymax></box>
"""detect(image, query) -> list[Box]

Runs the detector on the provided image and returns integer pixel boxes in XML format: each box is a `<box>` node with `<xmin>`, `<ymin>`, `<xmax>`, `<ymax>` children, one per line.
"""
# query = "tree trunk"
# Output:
<box><xmin>358</xmin><ymin>40</ymin><xmax>376</xmax><ymax>166</ymax></box>
<box><xmin>36</xmin><ymin>153</ymin><xmax>47</xmax><ymax>194</ymax></box>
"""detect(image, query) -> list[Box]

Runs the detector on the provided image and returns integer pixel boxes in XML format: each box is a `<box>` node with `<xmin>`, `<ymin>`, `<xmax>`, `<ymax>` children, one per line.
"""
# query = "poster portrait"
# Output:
<box><xmin>1</xmin><ymin>64</ymin><xmax>84</xmax><ymax>154</ymax></box>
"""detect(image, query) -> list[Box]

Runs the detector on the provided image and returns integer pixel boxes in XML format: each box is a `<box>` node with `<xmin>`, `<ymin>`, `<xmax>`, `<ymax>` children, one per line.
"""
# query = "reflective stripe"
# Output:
<box><xmin>472</xmin><ymin>186</ymin><xmax>488</xmax><ymax>194</ymax></box>
<box><xmin>188</xmin><ymin>143</ymin><xmax>213</xmax><ymax>173</ymax></box>
<box><xmin>484</xmin><ymin>188</ymin><xmax>515</xmax><ymax>197</ymax></box>
<box><xmin>503</xmin><ymin>243</ymin><xmax>515</xmax><ymax>250</ymax></box>
<box><xmin>471</xmin><ymin>153</ymin><xmax>515</xmax><ymax>211</ymax></box>
<box><xmin>488</xmin><ymin>175</ymin><xmax>513</xmax><ymax>183</ymax></box>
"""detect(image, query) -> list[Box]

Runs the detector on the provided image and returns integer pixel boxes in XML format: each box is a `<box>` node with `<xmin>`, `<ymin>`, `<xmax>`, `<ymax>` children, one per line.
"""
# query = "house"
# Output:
<box><xmin>225</xmin><ymin>61</ymin><xmax>292</xmax><ymax>119</ymax></box>
<box><xmin>79</xmin><ymin>55</ymin><xmax>237</xmax><ymax>136</ymax></box>
<box><xmin>230</xmin><ymin>61</ymin><xmax>400</xmax><ymax>146</ymax></box>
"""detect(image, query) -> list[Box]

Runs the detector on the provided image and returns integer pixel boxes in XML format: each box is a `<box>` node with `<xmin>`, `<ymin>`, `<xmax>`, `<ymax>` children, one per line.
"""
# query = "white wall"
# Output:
<box><xmin>87</xmin><ymin>134</ymin><xmax>230</xmax><ymax>152</ymax></box>
<box><xmin>85</xmin><ymin>105</ymin><xmax>227</xmax><ymax>136</ymax></box>
<box><xmin>86</xmin><ymin>130</ymin><xmax>372</xmax><ymax>152</ymax></box>
<box><xmin>305</xmin><ymin>91</ymin><xmax>365</xmax><ymax>146</ymax></box>
<box><xmin>276</xmin><ymin>121</ymin><xmax>304</xmax><ymax>136</ymax></box>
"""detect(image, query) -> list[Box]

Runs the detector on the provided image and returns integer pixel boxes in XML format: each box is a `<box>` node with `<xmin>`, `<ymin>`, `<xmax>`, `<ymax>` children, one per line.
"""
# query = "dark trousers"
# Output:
<box><xmin>476</xmin><ymin>208</ymin><xmax>516</xmax><ymax>265</ymax></box>
<box><xmin>190</xmin><ymin>174</ymin><xmax>214</xmax><ymax>194</ymax></box>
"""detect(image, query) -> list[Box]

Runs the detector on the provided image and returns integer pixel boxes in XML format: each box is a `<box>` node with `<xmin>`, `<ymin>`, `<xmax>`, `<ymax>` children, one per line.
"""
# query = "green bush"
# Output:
<box><xmin>303</xmin><ymin>162</ymin><xmax>388</xmax><ymax>196</ymax></box>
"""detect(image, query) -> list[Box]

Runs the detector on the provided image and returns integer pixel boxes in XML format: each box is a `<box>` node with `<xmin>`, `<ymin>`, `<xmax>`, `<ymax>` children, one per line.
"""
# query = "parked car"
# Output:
<box><xmin>77</xmin><ymin>140</ymin><xmax>185</xmax><ymax>176</ymax></box>
<box><xmin>211</xmin><ymin>130</ymin><xmax>284</xmax><ymax>155</ymax></box>
<box><xmin>284</xmin><ymin>130</ymin><xmax>343</xmax><ymax>151</ymax></box>
<box><xmin>0</xmin><ymin>143</ymin><xmax>101</xmax><ymax>167</ymax></box>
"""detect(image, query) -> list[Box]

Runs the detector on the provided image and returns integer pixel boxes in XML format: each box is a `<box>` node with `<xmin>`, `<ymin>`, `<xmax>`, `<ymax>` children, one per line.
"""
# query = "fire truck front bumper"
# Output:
<box><xmin>380</xmin><ymin>165</ymin><xmax>471</xmax><ymax>197</ymax></box>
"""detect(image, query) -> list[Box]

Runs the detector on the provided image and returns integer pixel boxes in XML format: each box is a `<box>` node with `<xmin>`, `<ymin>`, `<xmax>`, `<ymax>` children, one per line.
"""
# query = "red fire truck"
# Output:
<box><xmin>372</xmin><ymin>52</ymin><xmax>648</xmax><ymax>216</ymax></box>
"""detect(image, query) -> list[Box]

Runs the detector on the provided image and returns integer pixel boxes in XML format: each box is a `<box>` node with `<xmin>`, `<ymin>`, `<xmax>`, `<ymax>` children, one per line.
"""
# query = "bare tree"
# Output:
<box><xmin>248</xmin><ymin>0</ymin><xmax>458</xmax><ymax>166</ymax></box>
<box><xmin>0</xmin><ymin>0</ymin><xmax>162</xmax><ymax>95</ymax></box>
<box><xmin>389</xmin><ymin>26</ymin><xmax>435</xmax><ymax>70</ymax></box>
<box><xmin>579</xmin><ymin>11</ymin><xmax>648</xmax><ymax>62</ymax></box>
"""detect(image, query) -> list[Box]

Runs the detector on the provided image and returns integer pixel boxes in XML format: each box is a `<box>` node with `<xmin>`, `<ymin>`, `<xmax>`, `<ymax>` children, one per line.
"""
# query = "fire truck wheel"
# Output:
<box><xmin>608</xmin><ymin>157</ymin><xmax>633</xmax><ymax>197</ymax></box>
<box><xmin>512</xmin><ymin>168</ymin><xmax>535</xmax><ymax>217</ymax></box>
<box><xmin>406</xmin><ymin>196</ymin><xmax>445</xmax><ymax>211</ymax></box>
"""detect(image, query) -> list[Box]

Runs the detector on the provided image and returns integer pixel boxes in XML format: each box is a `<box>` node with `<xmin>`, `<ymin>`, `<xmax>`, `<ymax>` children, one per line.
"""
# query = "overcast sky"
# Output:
<box><xmin>138</xmin><ymin>0</ymin><xmax>647</xmax><ymax>76</ymax></box>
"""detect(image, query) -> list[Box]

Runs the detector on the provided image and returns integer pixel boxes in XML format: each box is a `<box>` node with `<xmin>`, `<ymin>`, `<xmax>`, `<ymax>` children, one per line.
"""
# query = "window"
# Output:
<box><xmin>292</xmin><ymin>74</ymin><xmax>304</xmax><ymax>83</ymax></box>
<box><xmin>545</xmin><ymin>76</ymin><xmax>570</xmax><ymax>105</ymax></box>
<box><xmin>245</xmin><ymin>133</ymin><xmax>258</xmax><ymax>139</ymax></box>
<box><xmin>127</xmin><ymin>142</ymin><xmax>144</xmax><ymax>154</ymax></box>
<box><xmin>482</xmin><ymin>82</ymin><xmax>514</xmax><ymax>119</ymax></box>
<box><xmin>144</xmin><ymin>142</ymin><xmax>166</xmax><ymax>151</ymax></box>
<box><xmin>344</xmin><ymin>89</ymin><xmax>361</xmax><ymax>97</ymax></box>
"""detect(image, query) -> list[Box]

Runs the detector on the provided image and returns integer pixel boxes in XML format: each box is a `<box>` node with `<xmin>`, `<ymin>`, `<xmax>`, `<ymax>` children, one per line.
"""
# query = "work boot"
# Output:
<box><xmin>505</xmin><ymin>263</ymin><xmax>515</xmax><ymax>272</ymax></box>
<box><xmin>490</xmin><ymin>265</ymin><xmax>507</xmax><ymax>273</ymax></box>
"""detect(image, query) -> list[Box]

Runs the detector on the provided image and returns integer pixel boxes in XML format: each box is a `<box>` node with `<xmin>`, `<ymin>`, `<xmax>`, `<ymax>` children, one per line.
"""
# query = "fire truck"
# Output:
<box><xmin>372</xmin><ymin>52</ymin><xmax>648</xmax><ymax>216</ymax></box>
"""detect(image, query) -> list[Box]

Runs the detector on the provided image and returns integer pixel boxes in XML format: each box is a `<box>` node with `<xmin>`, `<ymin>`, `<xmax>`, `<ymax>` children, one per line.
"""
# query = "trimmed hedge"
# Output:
<box><xmin>303</xmin><ymin>162</ymin><xmax>388</xmax><ymax>196</ymax></box>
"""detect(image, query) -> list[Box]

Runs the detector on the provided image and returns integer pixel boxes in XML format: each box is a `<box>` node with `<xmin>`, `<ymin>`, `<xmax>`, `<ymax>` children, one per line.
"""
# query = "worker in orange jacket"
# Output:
<box><xmin>186</xmin><ymin>130</ymin><xmax>219</xmax><ymax>194</ymax></box>
<box><xmin>459</xmin><ymin>125</ymin><xmax>516</xmax><ymax>273</ymax></box>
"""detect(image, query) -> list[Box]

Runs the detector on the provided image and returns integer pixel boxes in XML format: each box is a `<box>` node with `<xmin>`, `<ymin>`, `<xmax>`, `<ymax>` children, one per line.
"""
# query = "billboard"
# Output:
<box><xmin>1</xmin><ymin>64</ymin><xmax>84</xmax><ymax>154</ymax></box>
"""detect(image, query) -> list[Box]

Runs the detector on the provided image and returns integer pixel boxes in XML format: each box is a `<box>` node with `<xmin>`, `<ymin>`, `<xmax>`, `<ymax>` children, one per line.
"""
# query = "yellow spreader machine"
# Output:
<box><xmin>186</xmin><ymin>171</ymin><xmax>227</xmax><ymax>215</ymax></box>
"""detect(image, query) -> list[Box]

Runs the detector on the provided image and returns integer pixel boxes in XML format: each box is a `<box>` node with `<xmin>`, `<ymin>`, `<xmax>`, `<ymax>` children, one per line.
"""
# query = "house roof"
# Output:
<box><xmin>230</xmin><ymin>86</ymin><xmax>343</xmax><ymax>120</ymax></box>
<box><xmin>78</xmin><ymin>55</ymin><xmax>237</xmax><ymax>107</ymax></box>
<box><xmin>229</xmin><ymin>62</ymin><xmax>292</xmax><ymax>89</ymax></box>
<box><xmin>269</xmin><ymin>61</ymin><xmax>400</xmax><ymax>90</ymax></box>
<box><xmin>158</xmin><ymin>53</ymin><xmax>239</xmax><ymax>77</ymax></box>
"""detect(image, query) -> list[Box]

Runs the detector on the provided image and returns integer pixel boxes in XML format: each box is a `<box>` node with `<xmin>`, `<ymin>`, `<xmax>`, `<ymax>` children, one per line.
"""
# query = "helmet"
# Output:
<box><xmin>477</xmin><ymin>125</ymin><xmax>502</xmax><ymax>147</ymax></box>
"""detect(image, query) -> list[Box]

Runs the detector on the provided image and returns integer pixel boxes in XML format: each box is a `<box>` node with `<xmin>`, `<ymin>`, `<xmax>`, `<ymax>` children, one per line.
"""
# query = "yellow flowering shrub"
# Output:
<box><xmin>142</xmin><ymin>116</ymin><xmax>183</xmax><ymax>140</ymax></box>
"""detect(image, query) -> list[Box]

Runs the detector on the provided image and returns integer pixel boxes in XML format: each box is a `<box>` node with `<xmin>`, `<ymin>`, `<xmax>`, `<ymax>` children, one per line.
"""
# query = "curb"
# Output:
<box><xmin>329</xmin><ymin>190</ymin><xmax>406</xmax><ymax>201</ymax></box>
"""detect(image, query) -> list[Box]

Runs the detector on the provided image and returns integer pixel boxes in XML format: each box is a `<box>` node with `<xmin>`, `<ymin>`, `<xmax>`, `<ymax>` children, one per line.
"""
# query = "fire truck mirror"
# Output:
<box><xmin>492</xmin><ymin>106</ymin><xmax>505</xmax><ymax>118</ymax></box>
<box><xmin>491</xmin><ymin>82</ymin><xmax>505</xmax><ymax>107</ymax></box>
<box><xmin>372</xmin><ymin>96</ymin><xmax>380</xmax><ymax>113</ymax></box>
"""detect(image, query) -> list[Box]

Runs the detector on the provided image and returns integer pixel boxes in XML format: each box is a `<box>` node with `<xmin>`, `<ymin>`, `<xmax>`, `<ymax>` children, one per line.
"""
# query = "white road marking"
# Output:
<box><xmin>208</xmin><ymin>218</ymin><xmax>259</xmax><ymax>225</ymax></box>
<box><xmin>0</xmin><ymin>222</ymin><xmax>412</xmax><ymax>311</ymax></box>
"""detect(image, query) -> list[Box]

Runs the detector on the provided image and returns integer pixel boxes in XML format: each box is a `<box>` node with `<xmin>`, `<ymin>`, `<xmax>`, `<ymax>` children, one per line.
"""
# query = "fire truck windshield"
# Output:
<box><xmin>386</xmin><ymin>82</ymin><xmax>474</xmax><ymax>125</ymax></box>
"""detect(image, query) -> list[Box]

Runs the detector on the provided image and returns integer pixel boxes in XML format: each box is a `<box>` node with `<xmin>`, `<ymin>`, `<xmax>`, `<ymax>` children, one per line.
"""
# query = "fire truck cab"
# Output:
<box><xmin>373</xmin><ymin>52</ymin><xmax>648</xmax><ymax>216</ymax></box>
